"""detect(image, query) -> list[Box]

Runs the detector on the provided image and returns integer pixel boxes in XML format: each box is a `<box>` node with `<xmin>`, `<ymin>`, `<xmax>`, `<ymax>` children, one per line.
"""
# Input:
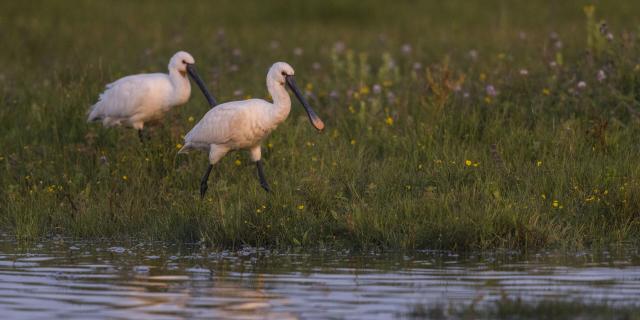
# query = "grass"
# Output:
<box><xmin>1</xmin><ymin>0</ymin><xmax>640</xmax><ymax>250</ymax></box>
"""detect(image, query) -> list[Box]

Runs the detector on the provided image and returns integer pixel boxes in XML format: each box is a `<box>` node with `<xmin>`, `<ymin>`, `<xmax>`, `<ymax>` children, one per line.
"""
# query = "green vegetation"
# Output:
<box><xmin>1</xmin><ymin>1</ymin><xmax>640</xmax><ymax>250</ymax></box>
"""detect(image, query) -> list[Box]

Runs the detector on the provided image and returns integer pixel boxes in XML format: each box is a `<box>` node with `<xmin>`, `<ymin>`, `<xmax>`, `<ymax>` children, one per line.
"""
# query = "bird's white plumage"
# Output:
<box><xmin>180</xmin><ymin>62</ymin><xmax>296</xmax><ymax>164</ymax></box>
<box><xmin>87</xmin><ymin>51</ymin><xmax>195</xmax><ymax>130</ymax></box>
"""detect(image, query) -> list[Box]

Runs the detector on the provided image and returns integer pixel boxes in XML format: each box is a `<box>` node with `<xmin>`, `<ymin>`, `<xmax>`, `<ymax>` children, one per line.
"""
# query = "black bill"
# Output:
<box><xmin>186</xmin><ymin>64</ymin><xmax>217</xmax><ymax>107</ymax></box>
<box><xmin>285</xmin><ymin>75</ymin><xmax>325</xmax><ymax>131</ymax></box>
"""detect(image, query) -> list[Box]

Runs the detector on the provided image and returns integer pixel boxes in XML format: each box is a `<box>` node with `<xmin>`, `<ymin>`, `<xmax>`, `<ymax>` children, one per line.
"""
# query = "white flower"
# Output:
<box><xmin>577</xmin><ymin>81</ymin><xmax>587</xmax><ymax>89</ymax></box>
<box><xmin>293</xmin><ymin>47</ymin><xmax>303</xmax><ymax>56</ymax></box>
<box><xmin>597</xmin><ymin>70</ymin><xmax>606</xmax><ymax>82</ymax></box>
<box><xmin>519</xmin><ymin>69</ymin><xmax>529</xmax><ymax>76</ymax></box>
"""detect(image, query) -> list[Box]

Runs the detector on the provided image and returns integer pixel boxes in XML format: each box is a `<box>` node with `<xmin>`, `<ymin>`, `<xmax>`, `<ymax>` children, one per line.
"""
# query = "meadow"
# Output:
<box><xmin>1</xmin><ymin>0</ymin><xmax>640</xmax><ymax>251</ymax></box>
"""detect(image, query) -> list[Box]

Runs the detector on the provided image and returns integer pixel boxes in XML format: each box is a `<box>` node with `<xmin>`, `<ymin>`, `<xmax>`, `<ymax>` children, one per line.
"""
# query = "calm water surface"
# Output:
<box><xmin>1</xmin><ymin>237</ymin><xmax>639</xmax><ymax>319</ymax></box>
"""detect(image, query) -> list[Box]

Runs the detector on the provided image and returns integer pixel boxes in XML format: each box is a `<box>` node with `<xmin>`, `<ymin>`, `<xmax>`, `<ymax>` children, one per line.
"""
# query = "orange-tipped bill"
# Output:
<box><xmin>286</xmin><ymin>75</ymin><xmax>325</xmax><ymax>131</ymax></box>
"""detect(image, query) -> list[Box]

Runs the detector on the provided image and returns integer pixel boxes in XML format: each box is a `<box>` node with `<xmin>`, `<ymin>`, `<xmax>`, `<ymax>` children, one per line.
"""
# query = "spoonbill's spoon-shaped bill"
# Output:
<box><xmin>179</xmin><ymin>61</ymin><xmax>324</xmax><ymax>197</ymax></box>
<box><xmin>186</xmin><ymin>64</ymin><xmax>217</xmax><ymax>107</ymax></box>
<box><xmin>285</xmin><ymin>75</ymin><xmax>324</xmax><ymax>131</ymax></box>
<box><xmin>87</xmin><ymin>51</ymin><xmax>217</xmax><ymax>141</ymax></box>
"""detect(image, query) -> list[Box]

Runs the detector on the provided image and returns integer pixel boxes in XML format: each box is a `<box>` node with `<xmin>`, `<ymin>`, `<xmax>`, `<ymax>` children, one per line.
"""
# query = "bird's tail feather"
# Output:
<box><xmin>178</xmin><ymin>143</ymin><xmax>191</xmax><ymax>154</ymax></box>
<box><xmin>87</xmin><ymin>103</ymin><xmax>101</xmax><ymax>122</ymax></box>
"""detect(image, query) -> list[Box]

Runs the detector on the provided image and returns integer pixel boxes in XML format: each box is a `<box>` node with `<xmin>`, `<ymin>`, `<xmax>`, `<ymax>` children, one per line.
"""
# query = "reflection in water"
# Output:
<box><xmin>0</xmin><ymin>238</ymin><xmax>639</xmax><ymax>319</ymax></box>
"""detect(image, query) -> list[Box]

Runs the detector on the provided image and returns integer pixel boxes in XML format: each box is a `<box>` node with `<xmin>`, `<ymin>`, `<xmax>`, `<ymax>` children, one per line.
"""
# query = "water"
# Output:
<box><xmin>1</xmin><ymin>238</ymin><xmax>639</xmax><ymax>319</ymax></box>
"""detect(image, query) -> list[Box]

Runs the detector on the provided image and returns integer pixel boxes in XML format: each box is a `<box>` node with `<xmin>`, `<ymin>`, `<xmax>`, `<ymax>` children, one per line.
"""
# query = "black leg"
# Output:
<box><xmin>200</xmin><ymin>164</ymin><xmax>213</xmax><ymax>199</ymax></box>
<box><xmin>256</xmin><ymin>160</ymin><xmax>271</xmax><ymax>192</ymax></box>
<box><xmin>138</xmin><ymin>129</ymin><xmax>145</xmax><ymax>143</ymax></box>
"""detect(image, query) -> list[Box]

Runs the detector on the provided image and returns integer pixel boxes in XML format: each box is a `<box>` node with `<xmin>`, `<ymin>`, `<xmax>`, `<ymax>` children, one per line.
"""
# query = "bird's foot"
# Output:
<box><xmin>200</xmin><ymin>181</ymin><xmax>209</xmax><ymax>199</ymax></box>
<box><xmin>260</xmin><ymin>181</ymin><xmax>271</xmax><ymax>193</ymax></box>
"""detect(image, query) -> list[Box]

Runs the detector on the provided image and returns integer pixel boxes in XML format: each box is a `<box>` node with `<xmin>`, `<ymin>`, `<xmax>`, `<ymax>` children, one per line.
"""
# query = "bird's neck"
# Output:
<box><xmin>267</xmin><ymin>78</ymin><xmax>291</xmax><ymax>122</ymax></box>
<box><xmin>169</xmin><ymin>68</ymin><xmax>191</xmax><ymax>105</ymax></box>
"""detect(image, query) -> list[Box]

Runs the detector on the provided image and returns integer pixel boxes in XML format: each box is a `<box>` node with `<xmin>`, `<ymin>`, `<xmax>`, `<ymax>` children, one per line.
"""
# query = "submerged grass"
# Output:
<box><xmin>1</xmin><ymin>0</ymin><xmax>640</xmax><ymax>250</ymax></box>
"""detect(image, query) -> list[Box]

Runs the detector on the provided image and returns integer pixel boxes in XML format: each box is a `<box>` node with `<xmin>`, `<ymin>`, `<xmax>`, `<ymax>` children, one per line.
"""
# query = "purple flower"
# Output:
<box><xmin>577</xmin><ymin>81</ymin><xmax>587</xmax><ymax>89</ymax></box>
<box><xmin>412</xmin><ymin>62</ymin><xmax>423</xmax><ymax>70</ymax></box>
<box><xmin>333</xmin><ymin>41</ymin><xmax>346</xmax><ymax>53</ymax></box>
<box><xmin>485</xmin><ymin>85</ymin><xmax>497</xmax><ymax>97</ymax></box>
<box><xmin>372</xmin><ymin>84</ymin><xmax>382</xmax><ymax>95</ymax></box>
<box><xmin>401</xmin><ymin>44</ymin><xmax>412</xmax><ymax>55</ymax></box>
<box><xmin>554</xmin><ymin>40</ymin><xmax>563</xmax><ymax>50</ymax></box>
<box><xmin>597</xmin><ymin>70</ymin><xmax>606</xmax><ymax>82</ymax></box>
<box><xmin>468</xmin><ymin>49</ymin><xmax>478</xmax><ymax>61</ymax></box>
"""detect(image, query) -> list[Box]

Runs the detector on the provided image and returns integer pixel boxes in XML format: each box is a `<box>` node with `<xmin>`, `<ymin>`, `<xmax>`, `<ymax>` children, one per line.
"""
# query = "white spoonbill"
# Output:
<box><xmin>87</xmin><ymin>51</ymin><xmax>217</xmax><ymax>141</ymax></box>
<box><xmin>179</xmin><ymin>62</ymin><xmax>325</xmax><ymax>197</ymax></box>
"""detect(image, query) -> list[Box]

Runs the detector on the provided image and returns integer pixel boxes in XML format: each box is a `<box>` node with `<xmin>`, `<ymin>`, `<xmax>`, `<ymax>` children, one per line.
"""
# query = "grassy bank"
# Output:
<box><xmin>1</xmin><ymin>0</ymin><xmax>640</xmax><ymax>250</ymax></box>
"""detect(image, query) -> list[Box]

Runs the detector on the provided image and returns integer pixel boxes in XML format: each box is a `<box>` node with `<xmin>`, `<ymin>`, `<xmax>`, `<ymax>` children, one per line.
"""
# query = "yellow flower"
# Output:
<box><xmin>536</xmin><ymin>160</ymin><xmax>543</xmax><ymax>167</ymax></box>
<box><xmin>497</xmin><ymin>53</ymin><xmax>506</xmax><ymax>60</ymax></box>
<box><xmin>297</xmin><ymin>204</ymin><xmax>305</xmax><ymax>210</ymax></box>
<box><xmin>188</xmin><ymin>116</ymin><xmax>195</xmax><ymax>122</ymax></box>
<box><xmin>542</xmin><ymin>88</ymin><xmax>550</xmax><ymax>96</ymax></box>
<box><xmin>350</xmin><ymin>139</ymin><xmax>356</xmax><ymax>145</ymax></box>
<box><xmin>267</xmin><ymin>143</ymin><xmax>273</xmax><ymax>149</ymax></box>
<box><xmin>234</xmin><ymin>159</ymin><xmax>241</xmax><ymax>166</ymax></box>
<box><xmin>176</xmin><ymin>143</ymin><xmax>183</xmax><ymax>149</ymax></box>
<box><xmin>122</xmin><ymin>175</ymin><xmax>128</xmax><ymax>181</ymax></box>
<box><xmin>585</xmin><ymin>195</ymin><xmax>596</xmax><ymax>202</ymax></box>
<box><xmin>305</xmin><ymin>83</ymin><xmax>313</xmax><ymax>91</ymax></box>
<box><xmin>382</xmin><ymin>80</ymin><xmax>393</xmax><ymax>87</ymax></box>
<box><xmin>465</xmin><ymin>160</ymin><xmax>472</xmax><ymax>166</ymax></box>
<box><xmin>348</xmin><ymin>105</ymin><xmax>356</xmax><ymax>113</ymax></box>
<box><xmin>479</xmin><ymin>73</ymin><xmax>486</xmax><ymax>82</ymax></box>
<box><xmin>541</xmin><ymin>194</ymin><xmax>546</xmax><ymax>199</ymax></box>
<box><xmin>473</xmin><ymin>162</ymin><xmax>479</xmax><ymax>167</ymax></box>
<box><xmin>244</xmin><ymin>95</ymin><xmax>252</xmax><ymax>99</ymax></box>
<box><xmin>359</xmin><ymin>86</ymin><xmax>370</xmax><ymax>95</ymax></box>
<box><xmin>385</xmin><ymin>116</ymin><xmax>394</xmax><ymax>126</ymax></box>
<box><xmin>552</xmin><ymin>200</ymin><xmax>559</xmax><ymax>208</ymax></box>
<box><xmin>583</xmin><ymin>5</ymin><xmax>595</xmax><ymax>16</ymax></box>
<box><xmin>484</xmin><ymin>96</ymin><xmax>492</xmax><ymax>104</ymax></box>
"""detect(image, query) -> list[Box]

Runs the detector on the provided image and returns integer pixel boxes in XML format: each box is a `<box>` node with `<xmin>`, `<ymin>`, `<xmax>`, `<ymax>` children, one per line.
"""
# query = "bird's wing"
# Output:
<box><xmin>184</xmin><ymin>104</ymin><xmax>241</xmax><ymax>145</ymax></box>
<box><xmin>91</xmin><ymin>74</ymin><xmax>158</xmax><ymax>118</ymax></box>
<box><xmin>185</xmin><ymin>99</ymin><xmax>270</xmax><ymax>145</ymax></box>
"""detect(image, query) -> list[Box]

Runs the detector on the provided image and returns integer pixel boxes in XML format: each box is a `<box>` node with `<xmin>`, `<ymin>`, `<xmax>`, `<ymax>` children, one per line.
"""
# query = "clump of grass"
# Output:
<box><xmin>1</xmin><ymin>1</ymin><xmax>640</xmax><ymax>250</ymax></box>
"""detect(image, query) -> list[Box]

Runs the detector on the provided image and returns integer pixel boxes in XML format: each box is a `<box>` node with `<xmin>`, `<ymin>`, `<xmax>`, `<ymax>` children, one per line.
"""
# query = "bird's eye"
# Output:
<box><xmin>182</xmin><ymin>60</ymin><xmax>187</xmax><ymax>64</ymax></box>
<box><xmin>281</xmin><ymin>71</ymin><xmax>287</xmax><ymax>76</ymax></box>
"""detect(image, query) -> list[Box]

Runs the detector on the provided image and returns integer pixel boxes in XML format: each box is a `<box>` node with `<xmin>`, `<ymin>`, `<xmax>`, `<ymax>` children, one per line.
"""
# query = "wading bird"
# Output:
<box><xmin>179</xmin><ymin>62</ymin><xmax>325</xmax><ymax>197</ymax></box>
<box><xmin>87</xmin><ymin>51</ymin><xmax>217</xmax><ymax>141</ymax></box>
